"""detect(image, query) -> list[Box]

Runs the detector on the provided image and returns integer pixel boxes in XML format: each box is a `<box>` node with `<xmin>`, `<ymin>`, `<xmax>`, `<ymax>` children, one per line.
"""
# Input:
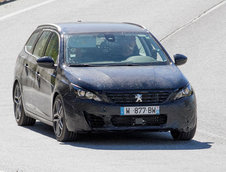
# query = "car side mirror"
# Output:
<box><xmin>37</xmin><ymin>56</ymin><xmax>55</xmax><ymax>69</ymax></box>
<box><xmin>174</xmin><ymin>54</ymin><xmax>187</xmax><ymax>66</ymax></box>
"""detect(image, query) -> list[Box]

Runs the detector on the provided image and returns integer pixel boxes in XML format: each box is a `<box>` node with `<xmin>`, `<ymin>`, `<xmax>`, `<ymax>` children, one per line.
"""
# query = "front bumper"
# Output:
<box><xmin>63</xmin><ymin>94</ymin><xmax>197</xmax><ymax>133</ymax></box>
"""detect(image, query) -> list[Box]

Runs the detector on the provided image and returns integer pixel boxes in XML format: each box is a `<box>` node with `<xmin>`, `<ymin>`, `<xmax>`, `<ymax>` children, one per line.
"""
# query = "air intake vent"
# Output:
<box><xmin>85</xmin><ymin>113</ymin><xmax>105</xmax><ymax>128</ymax></box>
<box><xmin>111</xmin><ymin>115</ymin><xmax>167</xmax><ymax>127</ymax></box>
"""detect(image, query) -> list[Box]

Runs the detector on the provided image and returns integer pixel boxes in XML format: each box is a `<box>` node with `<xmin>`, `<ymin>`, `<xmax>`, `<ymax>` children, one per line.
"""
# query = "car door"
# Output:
<box><xmin>35</xmin><ymin>31</ymin><xmax>59</xmax><ymax>120</ymax></box>
<box><xmin>29</xmin><ymin>30</ymin><xmax>52</xmax><ymax>117</ymax></box>
<box><xmin>22</xmin><ymin>30</ymin><xmax>42</xmax><ymax>112</ymax></box>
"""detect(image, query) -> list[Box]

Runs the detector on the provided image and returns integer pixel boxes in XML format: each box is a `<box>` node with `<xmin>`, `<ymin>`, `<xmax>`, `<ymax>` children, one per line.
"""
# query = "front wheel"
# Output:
<box><xmin>53</xmin><ymin>95</ymin><xmax>77</xmax><ymax>142</ymax></box>
<box><xmin>170</xmin><ymin>125</ymin><xmax>196</xmax><ymax>140</ymax></box>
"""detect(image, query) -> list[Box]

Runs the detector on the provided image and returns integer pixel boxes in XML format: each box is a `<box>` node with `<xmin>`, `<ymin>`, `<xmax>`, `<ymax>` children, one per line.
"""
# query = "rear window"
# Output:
<box><xmin>25</xmin><ymin>31</ymin><xmax>40</xmax><ymax>54</ymax></box>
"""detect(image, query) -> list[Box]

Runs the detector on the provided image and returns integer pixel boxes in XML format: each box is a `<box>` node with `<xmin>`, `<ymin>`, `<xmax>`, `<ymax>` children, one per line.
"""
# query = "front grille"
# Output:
<box><xmin>106</xmin><ymin>91</ymin><xmax>172</xmax><ymax>105</ymax></box>
<box><xmin>85</xmin><ymin>113</ymin><xmax>105</xmax><ymax>128</ymax></box>
<box><xmin>111</xmin><ymin>115</ymin><xmax>167</xmax><ymax>127</ymax></box>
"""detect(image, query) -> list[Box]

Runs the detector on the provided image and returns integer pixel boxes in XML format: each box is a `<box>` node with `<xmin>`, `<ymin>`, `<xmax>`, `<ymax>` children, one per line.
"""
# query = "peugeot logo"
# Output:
<box><xmin>135</xmin><ymin>94</ymin><xmax>142</xmax><ymax>102</ymax></box>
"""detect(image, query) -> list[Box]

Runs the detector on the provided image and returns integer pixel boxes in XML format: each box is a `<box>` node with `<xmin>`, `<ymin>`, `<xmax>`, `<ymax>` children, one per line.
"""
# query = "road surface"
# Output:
<box><xmin>0</xmin><ymin>0</ymin><xmax>226</xmax><ymax>171</ymax></box>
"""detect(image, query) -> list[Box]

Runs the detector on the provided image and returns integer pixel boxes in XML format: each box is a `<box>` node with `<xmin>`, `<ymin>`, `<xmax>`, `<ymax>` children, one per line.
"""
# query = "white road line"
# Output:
<box><xmin>160</xmin><ymin>0</ymin><xmax>226</xmax><ymax>42</ymax></box>
<box><xmin>0</xmin><ymin>0</ymin><xmax>57</xmax><ymax>21</ymax></box>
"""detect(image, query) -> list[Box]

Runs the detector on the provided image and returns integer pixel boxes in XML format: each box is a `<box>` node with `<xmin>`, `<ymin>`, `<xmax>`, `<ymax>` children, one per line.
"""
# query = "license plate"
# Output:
<box><xmin>120</xmin><ymin>106</ymin><xmax>160</xmax><ymax>115</ymax></box>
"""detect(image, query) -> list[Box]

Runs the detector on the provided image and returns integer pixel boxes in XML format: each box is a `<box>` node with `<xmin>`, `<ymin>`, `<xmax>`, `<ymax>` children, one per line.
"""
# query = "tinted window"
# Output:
<box><xmin>33</xmin><ymin>31</ymin><xmax>51</xmax><ymax>58</ymax></box>
<box><xmin>45</xmin><ymin>32</ymin><xmax>59</xmax><ymax>63</ymax></box>
<box><xmin>25</xmin><ymin>31</ymin><xmax>40</xmax><ymax>54</ymax></box>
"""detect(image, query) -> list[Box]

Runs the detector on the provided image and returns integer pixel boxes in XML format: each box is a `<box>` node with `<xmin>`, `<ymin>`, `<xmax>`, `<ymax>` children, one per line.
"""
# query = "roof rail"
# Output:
<box><xmin>37</xmin><ymin>23</ymin><xmax>61</xmax><ymax>32</ymax></box>
<box><xmin>122</xmin><ymin>22</ymin><xmax>146</xmax><ymax>29</ymax></box>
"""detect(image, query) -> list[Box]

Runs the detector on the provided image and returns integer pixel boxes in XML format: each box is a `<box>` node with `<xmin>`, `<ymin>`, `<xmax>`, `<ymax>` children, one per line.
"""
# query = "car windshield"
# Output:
<box><xmin>65</xmin><ymin>33</ymin><xmax>169</xmax><ymax>66</ymax></box>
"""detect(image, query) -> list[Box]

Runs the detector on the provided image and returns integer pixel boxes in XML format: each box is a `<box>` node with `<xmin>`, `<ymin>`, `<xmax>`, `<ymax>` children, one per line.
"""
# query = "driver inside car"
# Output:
<box><xmin>120</xmin><ymin>36</ymin><xmax>139</xmax><ymax>60</ymax></box>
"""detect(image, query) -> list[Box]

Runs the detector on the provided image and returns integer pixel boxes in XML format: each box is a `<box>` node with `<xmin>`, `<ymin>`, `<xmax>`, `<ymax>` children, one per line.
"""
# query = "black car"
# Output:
<box><xmin>13</xmin><ymin>22</ymin><xmax>197</xmax><ymax>142</ymax></box>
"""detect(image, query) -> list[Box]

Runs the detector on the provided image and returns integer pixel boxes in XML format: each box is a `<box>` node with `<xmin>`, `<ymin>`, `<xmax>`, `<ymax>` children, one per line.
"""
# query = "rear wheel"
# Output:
<box><xmin>170</xmin><ymin>125</ymin><xmax>196</xmax><ymax>140</ymax></box>
<box><xmin>53</xmin><ymin>95</ymin><xmax>77</xmax><ymax>142</ymax></box>
<box><xmin>13</xmin><ymin>83</ymin><xmax>36</xmax><ymax>126</ymax></box>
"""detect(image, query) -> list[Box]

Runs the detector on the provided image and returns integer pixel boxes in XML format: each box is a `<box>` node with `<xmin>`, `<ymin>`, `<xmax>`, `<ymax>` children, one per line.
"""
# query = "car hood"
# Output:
<box><xmin>64</xmin><ymin>64</ymin><xmax>188</xmax><ymax>91</ymax></box>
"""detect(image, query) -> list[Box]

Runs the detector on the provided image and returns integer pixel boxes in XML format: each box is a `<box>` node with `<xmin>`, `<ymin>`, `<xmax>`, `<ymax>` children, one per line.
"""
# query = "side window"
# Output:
<box><xmin>25</xmin><ymin>31</ymin><xmax>40</xmax><ymax>54</ymax></box>
<box><xmin>33</xmin><ymin>31</ymin><xmax>51</xmax><ymax>58</ymax></box>
<box><xmin>45</xmin><ymin>32</ymin><xmax>59</xmax><ymax>63</ymax></box>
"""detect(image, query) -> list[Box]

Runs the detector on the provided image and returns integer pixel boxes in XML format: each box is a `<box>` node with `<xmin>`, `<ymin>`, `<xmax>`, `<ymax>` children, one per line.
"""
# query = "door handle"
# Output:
<box><xmin>36</xmin><ymin>71</ymin><xmax>40</xmax><ymax>78</ymax></box>
<box><xmin>24</xmin><ymin>64</ymin><xmax>29</xmax><ymax>75</ymax></box>
<box><xmin>36</xmin><ymin>71</ymin><xmax>41</xmax><ymax>87</ymax></box>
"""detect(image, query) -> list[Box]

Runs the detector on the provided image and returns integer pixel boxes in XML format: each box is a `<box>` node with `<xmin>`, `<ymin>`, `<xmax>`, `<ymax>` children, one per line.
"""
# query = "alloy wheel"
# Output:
<box><xmin>53</xmin><ymin>99</ymin><xmax>64</xmax><ymax>137</ymax></box>
<box><xmin>14</xmin><ymin>84</ymin><xmax>22</xmax><ymax>122</ymax></box>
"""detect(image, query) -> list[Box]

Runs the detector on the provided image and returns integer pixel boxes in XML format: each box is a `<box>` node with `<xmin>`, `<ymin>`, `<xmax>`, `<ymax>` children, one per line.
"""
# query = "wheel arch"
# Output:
<box><xmin>12</xmin><ymin>80</ymin><xmax>19</xmax><ymax>98</ymax></box>
<box><xmin>52</xmin><ymin>92</ymin><xmax>60</xmax><ymax>108</ymax></box>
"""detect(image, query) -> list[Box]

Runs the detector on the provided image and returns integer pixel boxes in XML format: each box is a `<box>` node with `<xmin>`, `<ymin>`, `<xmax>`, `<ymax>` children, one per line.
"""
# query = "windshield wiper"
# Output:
<box><xmin>106</xmin><ymin>63</ymin><xmax>142</xmax><ymax>66</ymax></box>
<box><xmin>68</xmin><ymin>63</ymin><xmax>150</xmax><ymax>67</ymax></box>
<box><xmin>68</xmin><ymin>64</ymin><xmax>94</xmax><ymax>67</ymax></box>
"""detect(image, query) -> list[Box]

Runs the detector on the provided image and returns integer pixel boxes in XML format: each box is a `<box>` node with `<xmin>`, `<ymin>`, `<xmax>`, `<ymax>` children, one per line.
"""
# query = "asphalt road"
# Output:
<box><xmin>0</xmin><ymin>0</ymin><xmax>226</xmax><ymax>171</ymax></box>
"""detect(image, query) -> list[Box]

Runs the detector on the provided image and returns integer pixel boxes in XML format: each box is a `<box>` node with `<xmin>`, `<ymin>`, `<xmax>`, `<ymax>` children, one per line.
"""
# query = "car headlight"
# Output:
<box><xmin>174</xmin><ymin>84</ymin><xmax>193</xmax><ymax>100</ymax></box>
<box><xmin>71</xmin><ymin>84</ymin><xmax>101</xmax><ymax>101</ymax></box>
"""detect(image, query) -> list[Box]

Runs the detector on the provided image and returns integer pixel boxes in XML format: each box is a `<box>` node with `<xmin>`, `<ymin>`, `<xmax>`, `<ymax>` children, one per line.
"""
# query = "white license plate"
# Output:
<box><xmin>120</xmin><ymin>106</ymin><xmax>160</xmax><ymax>115</ymax></box>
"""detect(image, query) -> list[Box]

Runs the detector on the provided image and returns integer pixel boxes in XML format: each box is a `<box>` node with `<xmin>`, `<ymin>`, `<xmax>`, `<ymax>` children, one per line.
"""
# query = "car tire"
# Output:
<box><xmin>13</xmin><ymin>83</ymin><xmax>36</xmax><ymax>126</ymax></box>
<box><xmin>170</xmin><ymin>125</ymin><xmax>196</xmax><ymax>140</ymax></box>
<box><xmin>53</xmin><ymin>95</ymin><xmax>77</xmax><ymax>142</ymax></box>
